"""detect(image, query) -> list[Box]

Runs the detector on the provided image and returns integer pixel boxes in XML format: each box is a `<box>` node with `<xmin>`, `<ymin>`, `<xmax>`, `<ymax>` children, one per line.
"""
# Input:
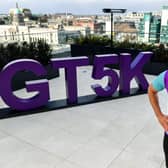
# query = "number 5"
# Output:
<box><xmin>91</xmin><ymin>54</ymin><xmax>119</xmax><ymax>97</ymax></box>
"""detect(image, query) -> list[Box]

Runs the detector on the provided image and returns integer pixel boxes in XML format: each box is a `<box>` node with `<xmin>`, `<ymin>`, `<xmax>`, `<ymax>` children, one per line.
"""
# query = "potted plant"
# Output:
<box><xmin>71</xmin><ymin>35</ymin><xmax>113</xmax><ymax>64</ymax></box>
<box><xmin>71</xmin><ymin>35</ymin><xmax>168</xmax><ymax>74</ymax></box>
<box><xmin>71</xmin><ymin>35</ymin><xmax>143</xmax><ymax>64</ymax></box>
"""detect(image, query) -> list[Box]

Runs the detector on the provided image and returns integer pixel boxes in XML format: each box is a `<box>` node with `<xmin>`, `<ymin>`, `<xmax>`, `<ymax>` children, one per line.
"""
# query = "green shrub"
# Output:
<box><xmin>74</xmin><ymin>35</ymin><xmax>111</xmax><ymax>46</ymax></box>
<box><xmin>36</xmin><ymin>40</ymin><xmax>52</xmax><ymax>65</ymax></box>
<box><xmin>74</xmin><ymin>36</ymin><xmax>168</xmax><ymax>62</ymax></box>
<box><xmin>0</xmin><ymin>40</ymin><xmax>52</xmax><ymax>69</ymax></box>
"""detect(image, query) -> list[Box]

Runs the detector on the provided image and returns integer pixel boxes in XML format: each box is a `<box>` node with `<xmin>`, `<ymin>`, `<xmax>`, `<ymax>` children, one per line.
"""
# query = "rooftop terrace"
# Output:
<box><xmin>0</xmin><ymin>66</ymin><xmax>166</xmax><ymax>168</ymax></box>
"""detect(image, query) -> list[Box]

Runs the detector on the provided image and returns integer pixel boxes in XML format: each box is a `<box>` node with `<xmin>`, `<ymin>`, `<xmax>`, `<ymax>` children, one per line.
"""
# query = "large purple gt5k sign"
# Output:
<box><xmin>0</xmin><ymin>52</ymin><xmax>152</xmax><ymax>111</ymax></box>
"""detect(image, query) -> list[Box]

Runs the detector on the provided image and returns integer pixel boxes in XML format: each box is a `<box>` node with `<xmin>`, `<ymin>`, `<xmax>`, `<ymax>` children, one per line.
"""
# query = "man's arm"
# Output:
<box><xmin>148</xmin><ymin>84</ymin><xmax>168</xmax><ymax>132</ymax></box>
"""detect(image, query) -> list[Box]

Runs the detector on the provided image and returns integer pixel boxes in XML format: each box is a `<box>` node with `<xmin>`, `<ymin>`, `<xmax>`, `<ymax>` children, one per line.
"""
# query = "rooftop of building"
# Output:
<box><xmin>114</xmin><ymin>22</ymin><xmax>138</xmax><ymax>33</ymax></box>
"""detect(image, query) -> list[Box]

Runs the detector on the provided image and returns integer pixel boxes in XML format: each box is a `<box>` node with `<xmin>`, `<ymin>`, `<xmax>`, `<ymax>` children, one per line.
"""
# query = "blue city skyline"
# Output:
<box><xmin>0</xmin><ymin>0</ymin><xmax>168</xmax><ymax>14</ymax></box>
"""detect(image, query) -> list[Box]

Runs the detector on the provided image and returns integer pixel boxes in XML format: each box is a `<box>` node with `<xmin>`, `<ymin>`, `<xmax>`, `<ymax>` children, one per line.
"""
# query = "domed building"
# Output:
<box><xmin>9</xmin><ymin>3</ymin><xmax>25</xmax><ymax>26</ymax></box>
<box><xmin>22</xmin><ymin>8</ymin><xmax>32</xmax><ymax>19</ymax></box>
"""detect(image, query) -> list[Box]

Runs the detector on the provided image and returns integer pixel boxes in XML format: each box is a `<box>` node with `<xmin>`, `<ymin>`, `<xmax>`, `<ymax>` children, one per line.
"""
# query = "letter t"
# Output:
<box><xmin>51</xmin><ymin>57</ymin><xmax>89</xmax><ymax>104</ymax></box>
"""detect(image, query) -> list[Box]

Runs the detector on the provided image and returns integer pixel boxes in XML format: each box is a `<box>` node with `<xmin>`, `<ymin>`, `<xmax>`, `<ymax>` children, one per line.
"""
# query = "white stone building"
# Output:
<box><xmin>0</xmin><ymin>25</ymin><xmax>58</xmax><ymax>45</ymax></box>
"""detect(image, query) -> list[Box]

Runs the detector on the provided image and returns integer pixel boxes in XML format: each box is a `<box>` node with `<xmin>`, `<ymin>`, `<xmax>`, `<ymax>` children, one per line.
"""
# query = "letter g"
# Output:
<box><xmin>0</xmin><ymin>59</ymin><xmax>49</xmax><ymax>111</ymax></box>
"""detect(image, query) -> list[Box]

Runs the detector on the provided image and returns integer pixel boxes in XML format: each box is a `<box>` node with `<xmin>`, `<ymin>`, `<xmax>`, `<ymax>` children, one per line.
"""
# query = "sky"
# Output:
<box><xmin>1</xmin><ymin>0</ymin><xmax>168</xmax><ymax>14</ymax></box>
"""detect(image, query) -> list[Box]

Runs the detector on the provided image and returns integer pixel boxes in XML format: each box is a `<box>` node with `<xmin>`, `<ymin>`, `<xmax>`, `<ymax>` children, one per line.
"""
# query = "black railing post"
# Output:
<box><xmin>111</xmin><ymin>12</ymin><xmax>113</xmax><ymax>48</ymax></box>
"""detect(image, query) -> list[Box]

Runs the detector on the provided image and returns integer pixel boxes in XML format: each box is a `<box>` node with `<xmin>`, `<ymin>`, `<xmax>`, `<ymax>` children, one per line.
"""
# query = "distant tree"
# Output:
<box><xmin>30</xmin><ymin>15</ymin><xmax>39</xmax><ymax>21</ymax></box>
<box><xmin>39</xmin><ymin>14</ymin><xmax>48</xmax><ymax>23</ymax></box>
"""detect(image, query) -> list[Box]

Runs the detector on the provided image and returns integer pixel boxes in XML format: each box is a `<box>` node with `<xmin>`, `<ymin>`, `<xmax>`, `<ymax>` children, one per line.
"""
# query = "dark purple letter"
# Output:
<box><xmin>119</xmin><ymin>52</ymin><xmax>153</xmax><ymax>94</ymax></box>
<box><xmin>51</xmin><ymin>57</ymin><xmax>89</xmax><ymax>104</ymax></box>
<box><xmin>91</xmin><ymin>54</ymin><xmax>119</xmax><ymax>97</ymax></box>
<box><xmin>164</xmin><ymin>71</ymin><xmax>168</xmax><ymax>92</ymax></box>
<box><xmin>0</xmin><ymin>59</ymin><xmax>49</xmax><ymax>111</ymax></box>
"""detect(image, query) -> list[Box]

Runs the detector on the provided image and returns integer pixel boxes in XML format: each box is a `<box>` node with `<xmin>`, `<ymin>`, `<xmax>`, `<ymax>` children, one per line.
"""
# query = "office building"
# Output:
<box><xmin>160</xmin><ymin>6</ymin><xmax>168</xmax><ymax>43</ymax></box>
<box><xmin>138</xmin><ymin>13</ymin><xmax>161</xmax><ymax>43</ymax></box>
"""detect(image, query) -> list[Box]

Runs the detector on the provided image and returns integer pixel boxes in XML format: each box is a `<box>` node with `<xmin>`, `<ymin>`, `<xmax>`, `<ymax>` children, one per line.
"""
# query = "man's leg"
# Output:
<box><xmin>163</xmin><ymin>132</ymin><xmax>168</xmax><ymax>168</ymax></box>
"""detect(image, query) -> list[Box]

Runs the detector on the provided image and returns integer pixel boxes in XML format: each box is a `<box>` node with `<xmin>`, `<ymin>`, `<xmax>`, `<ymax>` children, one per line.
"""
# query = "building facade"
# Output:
<box><xmin>0</xmin><ymin>25</ymin><xmax>58</xmax><ymax>45</ymax></box>
<box><xmin>122</xmin><ymin>12</ymin><xmax>144</xmax><ymax>29</ymax></box>
<box><xmin>73</xmin><ymin>17</ymin><xmax>94</xmax><ymax>33</ymax></box>
<box><xmin>138</xmin><ymin>13</ymin><xmax>161</xmax><ymax>43</ymax></box>
<box><xmin>114</xmin><ymin>22</ymin><xmax>138</xmax><ymax>42</ymax></box>
<box><xmin>9</xmin><ymin>3</ymin><xmax>25</xmax><ymax>26</ymax></box>
<box><xmin>160</xmin><ymin>6</ymin><xmax>168</xmax><ymax>43</ymax></box>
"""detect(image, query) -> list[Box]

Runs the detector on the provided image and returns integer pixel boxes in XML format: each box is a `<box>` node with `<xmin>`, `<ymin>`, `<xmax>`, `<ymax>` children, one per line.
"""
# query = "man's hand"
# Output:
<box><xmin>158</xmin><ymin>115</ymin><xmax>168</xmax><ymax>132</ymax></box>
